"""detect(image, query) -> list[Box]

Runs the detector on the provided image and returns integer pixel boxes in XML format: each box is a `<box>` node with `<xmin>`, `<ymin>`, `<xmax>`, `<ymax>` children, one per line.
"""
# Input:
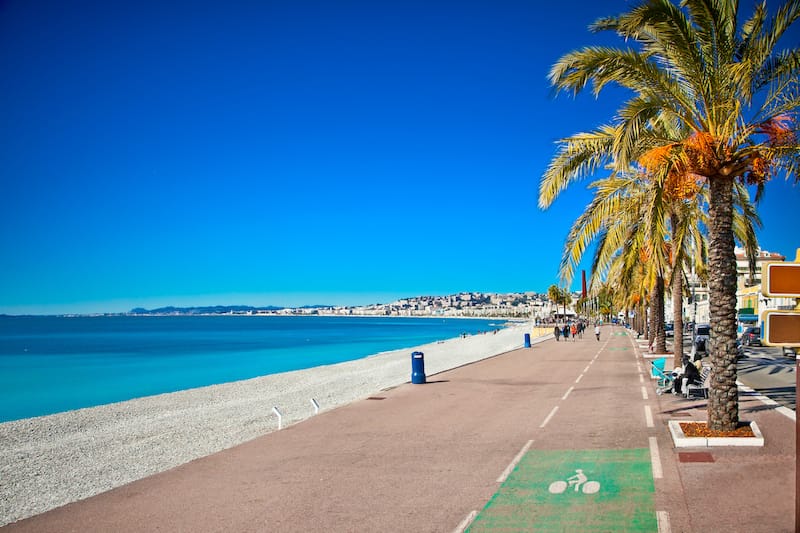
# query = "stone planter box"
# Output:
<box><xmin>668</xmin><ymin>420</ymin><xmax>764</xmax><ymax>447</ymax></box>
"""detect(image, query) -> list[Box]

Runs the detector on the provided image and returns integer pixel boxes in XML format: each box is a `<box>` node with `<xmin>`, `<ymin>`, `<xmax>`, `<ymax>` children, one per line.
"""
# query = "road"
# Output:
<box><xmin>673</xmin><ymin>331</ymin><xmax>796</xmax><ymax>411</ymax></box>
<box><xmin>737</xmin><ymin>344</ymin><xmax>796</xmax><ymax>411</ymax></box>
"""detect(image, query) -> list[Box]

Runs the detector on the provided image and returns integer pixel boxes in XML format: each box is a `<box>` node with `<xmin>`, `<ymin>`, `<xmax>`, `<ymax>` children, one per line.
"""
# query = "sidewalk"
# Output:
<box><xmin>3</xmin><ymin>326</ymin><xmax>795</xmax><ymax>532</ymax></box>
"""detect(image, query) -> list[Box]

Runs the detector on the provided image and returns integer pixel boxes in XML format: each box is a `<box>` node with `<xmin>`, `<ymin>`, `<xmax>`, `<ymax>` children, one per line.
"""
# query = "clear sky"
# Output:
<box><xmin>1</xmin><ymin>0</ymin><xmax>799</xmax><ymax>315</ymax></box>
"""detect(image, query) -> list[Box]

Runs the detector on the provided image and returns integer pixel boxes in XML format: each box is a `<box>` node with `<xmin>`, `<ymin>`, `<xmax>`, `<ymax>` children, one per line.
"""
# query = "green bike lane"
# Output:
<box><xmin>465</xmin><ymin>328</ymin><xmax>660</xmax><ymax>532</ymax></box>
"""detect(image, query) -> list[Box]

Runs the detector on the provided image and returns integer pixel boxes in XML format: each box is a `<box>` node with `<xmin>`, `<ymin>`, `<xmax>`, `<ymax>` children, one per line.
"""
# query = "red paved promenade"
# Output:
<box><xmin>4</xmin><ymin>325</ymin><xmax>794</xmax><ymax>532</ymax></box>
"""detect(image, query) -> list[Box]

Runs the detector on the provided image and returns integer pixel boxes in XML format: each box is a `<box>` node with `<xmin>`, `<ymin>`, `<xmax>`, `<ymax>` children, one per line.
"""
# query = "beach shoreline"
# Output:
<box><xmin>0</xmin><ymin>322</ymin><xmax>544</xmax><ymax>527</ymax></box>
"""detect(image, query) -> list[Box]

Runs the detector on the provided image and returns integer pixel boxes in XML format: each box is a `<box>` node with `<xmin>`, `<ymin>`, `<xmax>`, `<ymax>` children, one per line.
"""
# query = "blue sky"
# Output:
<box><xmin>1</xmin><ymin>0</ymin><xmax>799</xmax><ymax>315</ymax></box>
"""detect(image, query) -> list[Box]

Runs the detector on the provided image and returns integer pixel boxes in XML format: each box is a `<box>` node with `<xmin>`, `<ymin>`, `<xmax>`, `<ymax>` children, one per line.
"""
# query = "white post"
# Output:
<box><xmin>272</xmin><ymin>406</ymin><xmax>283</xmax><ymax>430</ymax></box>
<box><xmin>310</xmin><ymin>398</ymin><xmax>320</xmax><ymax>415</ymax></box>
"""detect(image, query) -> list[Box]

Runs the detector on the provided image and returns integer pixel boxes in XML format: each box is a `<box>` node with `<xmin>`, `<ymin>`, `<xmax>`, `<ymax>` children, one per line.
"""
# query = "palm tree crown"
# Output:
<box><xmin>542</xmin><ymin>0</ymin><xmax>799</xmax><ymax>431</ymax></box>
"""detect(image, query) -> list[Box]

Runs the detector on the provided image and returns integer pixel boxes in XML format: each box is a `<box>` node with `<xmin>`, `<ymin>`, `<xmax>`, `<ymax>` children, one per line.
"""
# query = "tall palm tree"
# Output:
<box><xmin>548</xmin><ymin>0</ymin><xmax>799</xmax><ymax>431</ymax></box>
<box><xmin>542</xmin><ymin>119</ymin><xmax>761</xmax><ymax>371</ymax></box>
<box><xmin>547</xmin><ymin>284</ymin><xmax>570</xmax><ymax>322</ymax></box>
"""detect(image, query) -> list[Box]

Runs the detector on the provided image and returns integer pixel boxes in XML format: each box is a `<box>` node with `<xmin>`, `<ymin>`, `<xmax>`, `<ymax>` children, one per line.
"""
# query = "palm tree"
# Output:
<box><xmin>548</xmin><ymin>0</ymin><xmax>799</xmax><ymax>431</ymax></box>
<box><xmin>547</xmin><ymin>284</ymin><xmax>570</xmax><ymax>322</ymax></box>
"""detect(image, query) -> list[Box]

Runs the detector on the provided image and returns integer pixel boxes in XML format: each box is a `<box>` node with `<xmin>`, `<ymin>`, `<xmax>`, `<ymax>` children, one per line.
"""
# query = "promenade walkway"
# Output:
<box><xmin>4</xmin><ymin>325</ymin><xmax>794</xmax><ymax>532</ymax></box>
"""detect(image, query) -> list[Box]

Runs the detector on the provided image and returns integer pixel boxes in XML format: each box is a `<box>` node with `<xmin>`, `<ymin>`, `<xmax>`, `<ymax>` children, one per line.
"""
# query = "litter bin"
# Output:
<box><xmin>524</xmin><ymin>333</ymin><xmax>531</xmax><ymax>348</ymax></box>
<box><xmin>411</xmin><ymin>351</ymin><xmax>426</xmax><ymax>384</ymax></box>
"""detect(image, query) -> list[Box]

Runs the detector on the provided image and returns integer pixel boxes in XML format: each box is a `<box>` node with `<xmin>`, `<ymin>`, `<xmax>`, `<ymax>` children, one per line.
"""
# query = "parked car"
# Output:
<box><xmin>664</xmin><ymin>322</ymin><xmax>674</xmax><ymax>338</ymax></box>
<box><xmin>741</xmin><ymin>326</ymin><xmax>761</xmax><ymax>346</ymax></box>
<box><xmin>783</xmin><ymin>346</ymin><xmax>797</xmax><ymax>357</ymax></box>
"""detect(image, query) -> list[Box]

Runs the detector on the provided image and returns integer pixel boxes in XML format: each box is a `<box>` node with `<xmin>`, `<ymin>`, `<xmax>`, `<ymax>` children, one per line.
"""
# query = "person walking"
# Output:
<box><xmin>562</xmin><ymin>324</ymin><xmax>570</xmax><ymax>341</ymax></box>
<box><xmin>570</xmin><ymin>323</ymin><xmax>577</xmax><ymax>341</ymax></box>
<box><xmin>554</xmin><ymin>324</ymin><xmax>561</xmax><ymax>341</ymax></box>
<box><xmin>594</xmin><ymin>324</ymin><xmax>601</xmax><ymax>341</ymax></box>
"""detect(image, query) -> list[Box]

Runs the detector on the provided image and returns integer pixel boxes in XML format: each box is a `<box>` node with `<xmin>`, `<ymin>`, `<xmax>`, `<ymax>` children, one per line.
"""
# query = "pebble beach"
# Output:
<box><xmin>0</xmin><ymin>322</ymin><xmax>537</xmax><ymax>527</ymax></box>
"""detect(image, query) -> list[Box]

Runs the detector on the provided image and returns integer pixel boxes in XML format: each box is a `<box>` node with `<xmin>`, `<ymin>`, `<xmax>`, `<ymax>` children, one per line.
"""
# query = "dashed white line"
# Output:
<box><xmin>452</xmin><ymin>510</ymin><xmax>478</xmax><ymax>533</ymax></box>
<box><xmin>562</xmin><ymin>386</ymin><xmax>574</xmax><ymax>400</ymax></box>
<box><xmin>657</xmin><ymin>510</ymin><xmax>672</xmax><ymax>533</ymax></box>
<box><xmin>649</xmin><ymin>436</ymin><xmax>663</xmax><ymax>479</ymax></box>
<box><xmin>497</xmin><ymin>440</ymin><xmax>533</xmax><ymax>482</ymax></box>
<box><xmin>540</xmin><ymin>406</ymin><xmax>559</xmax><ymax>428</ymax></box>
<box><xmin>639</xmin><ymin>374</ymin><xmax>644</xmax><ymax>383</ymax></box>
<box><xmin>583</xmin><ymin>365</ymin><xmax>591</xmax><ymax>373</ymax></box>
<box><xmin>644</xmin><ymin>405</ymin><xmax>654</xmax><ymax>428</ymax></box>
<box><xmin>641</xmin><ymin>386</ymin><xmax>649</xmax><ymax>400</ymax></box>
<box><xmin>575</xmin><ymin>374</ymin><xmax>584</xmax><ymax>384</ymax></box>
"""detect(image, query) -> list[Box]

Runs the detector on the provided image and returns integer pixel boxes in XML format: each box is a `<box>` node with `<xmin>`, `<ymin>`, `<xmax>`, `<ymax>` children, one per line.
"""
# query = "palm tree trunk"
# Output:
<box><xmin>670</xmin><ymin>212</ymin><xmax>684</xmax><ymax>369</ymax></box>
<box><xmin>707</xmin><ymin>175</ymin><xmax>739</xmax><ymax>432</ymax></box>
<box><xmin>671</xmin><ymin>267</ymin><xmax>684</xmax><ymax>370</ymax></box>
<box><xmin>654</xmin><ymin>275</ymin><xmax>667</xmax><ymax>353</ymax></box>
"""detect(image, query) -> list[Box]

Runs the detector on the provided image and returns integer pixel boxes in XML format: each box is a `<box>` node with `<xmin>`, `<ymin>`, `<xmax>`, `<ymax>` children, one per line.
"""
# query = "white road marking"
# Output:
<box><xmin>641</xmin><ymin>386</ymin><xmax>649</xmax><ymax>400</ymax></box>
<box><xmin>639</xmin><ymin>374</ymin><xmax>644</xmax><ymax>383</ymax></box>
<box><xmin>540</xmin><ymin>406</ymin><xmax>559</xmax><ymax>428</ymax></box>
<box><xmin>583</xmin><ymin>365</ymin><xmax>591</xmax><ymax>373</ymax></box>
<box><xmin>776</xmin><ymin>406</ymin><xmax>796</xmax><ymax>421</ymax></box>
<box><xmin>657</xmin><ymin>511</ymin><xmax>672</xmax><ymax>533</ymax></box>
<box><xmin>644</xmin><ymin>405</ymin><xmax>654</xmax><ymax>428</ymax></box>
<box><xmin>496</xmin><ymin>439</ymin><xmax>533</xmax><ymax>482</ymax></box>
<box><xmin>561</xmin><ymin>386</ymin><xmax>574</xmax><ymax>400</ymax></box>
<box><xmin>575</xmin><ymin>373</ymin><xmax>584</xmax><ymax>384</ymax></box>
<box><xmin>737</xmin><ymin>381</ymin><xmax>796</xmax><ymax>421</ymax></box>
<box><xmin>452</xmin><ymin>510</ymin><xmax>478</xmax><ymax>533</ymax></box>
<box><xmin>649</xmin><ymin>436</ymin><xmax>663</xmax><ymax>479</ymax></box>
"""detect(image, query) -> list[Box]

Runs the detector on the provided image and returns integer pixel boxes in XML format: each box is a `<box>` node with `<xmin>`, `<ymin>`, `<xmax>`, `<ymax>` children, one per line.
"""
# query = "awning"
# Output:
<box><xmin>738</xmin><ymin>313</ymin><xmax>759</xmax><ymax>322</ymax></box>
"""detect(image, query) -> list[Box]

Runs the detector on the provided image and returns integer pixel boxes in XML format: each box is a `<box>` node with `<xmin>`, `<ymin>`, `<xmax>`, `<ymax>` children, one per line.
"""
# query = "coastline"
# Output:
<box><xmin>0</xmin><ymin>322</ymin><xmax>539</xmax><ymax>527</ymax></box>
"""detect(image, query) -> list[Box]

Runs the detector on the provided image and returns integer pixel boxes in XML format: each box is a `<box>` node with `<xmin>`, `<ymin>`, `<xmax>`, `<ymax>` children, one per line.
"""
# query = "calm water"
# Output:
<box><xmin>0</xmin><ymin>315</ymin><xmax>500</xmax><ymax>422</ymax></box>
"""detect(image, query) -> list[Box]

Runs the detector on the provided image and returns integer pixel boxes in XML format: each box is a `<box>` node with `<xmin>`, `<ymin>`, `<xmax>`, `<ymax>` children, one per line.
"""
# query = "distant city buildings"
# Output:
<box><xmin>265</xmin><ymin>291</ymin><xmax>551</xmax><ymax>319</ymax></box>
<box><xmin>125</xmin><ymin>246</ymin><xmax>796</xmax><ymax>323</ymax></box>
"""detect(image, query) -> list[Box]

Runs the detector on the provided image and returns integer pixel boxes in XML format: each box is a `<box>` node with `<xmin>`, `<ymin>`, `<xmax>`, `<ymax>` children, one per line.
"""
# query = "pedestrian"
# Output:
<box><xmin>594</xmin><ymin>324</ymin><xmax>601</xmax><ymax>341</ymax></box>
<box><xmin>554</xmin><ymin>324</ymin><xmax>561</xmax><ymax>341</ymax></box>
<box><xmin>673</xmin><ymin>358</ymin><xmax>702</xmax><ymax>394</ymax></box>
<box><xmin>570</xmin><ymin>323</ymin><xmax>577</xmax><ymax>341</ymax></box>
<box><xmin>562</xmin><ymin>324</ymin><xmax>570</xmax><ymax>340</ymax></box>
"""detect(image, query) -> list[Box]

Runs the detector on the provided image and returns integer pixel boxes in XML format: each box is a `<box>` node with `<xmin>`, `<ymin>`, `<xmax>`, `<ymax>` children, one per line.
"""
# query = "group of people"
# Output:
<box><xmin>553</xmin><ymin>321</ymin><xmax>602</xmax><ymax>342</ymax></box>
<box><xmin>671</xmin><ymin>355</ymin><xmax>704</xmax><ymax>395</ymax></box>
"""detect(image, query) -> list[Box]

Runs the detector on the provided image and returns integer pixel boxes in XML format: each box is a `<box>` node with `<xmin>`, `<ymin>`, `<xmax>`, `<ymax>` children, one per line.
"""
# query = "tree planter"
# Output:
<box><xmin>668</xmin><ymin>420</ymin><xmax>764</xmax><ymax>447</ymax></box>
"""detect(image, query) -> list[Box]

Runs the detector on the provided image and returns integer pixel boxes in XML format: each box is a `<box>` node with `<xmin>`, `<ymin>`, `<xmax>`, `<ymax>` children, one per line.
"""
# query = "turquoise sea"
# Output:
<box><xmin>0</xmin><ymin>315</ymin><xmax>500</xmax><ymax>423</ymax></box>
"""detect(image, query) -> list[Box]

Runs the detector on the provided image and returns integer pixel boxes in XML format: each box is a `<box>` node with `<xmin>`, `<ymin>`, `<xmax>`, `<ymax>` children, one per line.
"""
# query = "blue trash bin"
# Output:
<box><xmin>524</xmin><ymin>333</ymin><xmax>531</xmax><ymax>348</ymax></box>
<box><xmin>411</xmin><ymin>351</ymin><xmax>426</xmax><ymax>384</ymax></box>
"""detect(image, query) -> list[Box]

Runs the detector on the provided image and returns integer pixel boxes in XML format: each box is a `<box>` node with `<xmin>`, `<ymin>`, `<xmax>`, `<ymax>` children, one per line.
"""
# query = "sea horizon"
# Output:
<box><xmin>0</xmin><ymin>314</ymin><xmax>511</xmax><ymax>423</ymax></box>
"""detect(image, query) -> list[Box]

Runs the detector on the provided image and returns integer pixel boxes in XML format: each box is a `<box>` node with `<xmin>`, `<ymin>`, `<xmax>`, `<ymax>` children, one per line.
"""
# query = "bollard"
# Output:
<box><xmin>411</xmin><ymin>351</ymin><xmax>426</xmax><ymax>384</ymax></box>
<box><xmin>524</xmin><ymin>333</ymin><xmax>531</xmax><ymax>348</ymax></box>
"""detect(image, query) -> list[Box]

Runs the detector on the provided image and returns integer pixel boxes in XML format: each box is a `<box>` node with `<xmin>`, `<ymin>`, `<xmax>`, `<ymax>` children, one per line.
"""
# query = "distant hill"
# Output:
<box><xmin>128</xmin><ymin>305</ymin><xmax>286</xmax><ymax>315</ymax></box>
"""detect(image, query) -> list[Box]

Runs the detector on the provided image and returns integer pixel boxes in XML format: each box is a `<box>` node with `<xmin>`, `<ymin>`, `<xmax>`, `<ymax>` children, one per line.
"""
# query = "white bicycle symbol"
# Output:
<box><xmin>548</xmin><ymin>469</ymin><xmax>601</xmax><ymax>494</ymax></box>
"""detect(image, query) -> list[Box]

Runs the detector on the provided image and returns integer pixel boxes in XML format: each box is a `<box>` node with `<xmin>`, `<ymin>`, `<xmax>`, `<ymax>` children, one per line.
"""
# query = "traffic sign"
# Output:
<box><xmin>762</xmin><ymin>262</ymin><xmax>800</xmax><ymax>297</ymax></box>
<box><xmin>761</xmin><ymin>311</ymin><xmax>800</xmax><ymax>346</ymax></box>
